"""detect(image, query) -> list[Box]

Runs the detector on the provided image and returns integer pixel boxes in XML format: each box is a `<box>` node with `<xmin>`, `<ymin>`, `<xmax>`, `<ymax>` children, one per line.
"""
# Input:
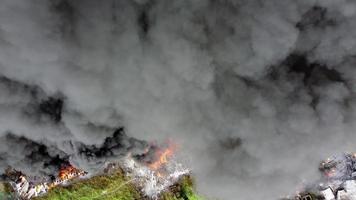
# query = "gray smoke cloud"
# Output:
<box><xmin>1</xmin><ymin>0</ymin><xmax>356</xmax><ymax>199</ymax></box>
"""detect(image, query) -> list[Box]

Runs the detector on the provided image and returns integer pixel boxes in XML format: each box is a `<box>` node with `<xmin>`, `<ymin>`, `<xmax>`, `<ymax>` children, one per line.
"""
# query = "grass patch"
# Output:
<box><xmin>34</xmin><ymin>170</ymin><xmax>141</xmax><ymax>200</ymax></box>
<box><xmin>160</xmin><ymin>176</ymin><xmax>204</xmax><ymax>200</ymax></box>
<box><xmin>21</xmin><ymin>170</ymin><xmax>204</xmax><ymax>200</ymax></box>
<box><xmin>0</xmin><ymin>182</ymin><xmax>15</xmax><ymax>200</ymax></box>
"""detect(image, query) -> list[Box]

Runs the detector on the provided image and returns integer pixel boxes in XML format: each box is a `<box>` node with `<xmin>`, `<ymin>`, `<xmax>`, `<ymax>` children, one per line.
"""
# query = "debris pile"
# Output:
<box><xmin>2</xmin><ymin>141</ymin><xmax>189</xmax><ymax>199</ymax></box>
<box><xmin>288</xmin><ymin>153</ymin><xmax>356</xmax><ymax>200</ymax></box>
<box><xmin>117</xmin><ymin>141</ymin><xmax>189</xmax><ymax>199</ymax></box>
<box><xmin>119</xmin><ymin>155</ymin><xmax>189</xmax><ymax>199</ymax></box>
<box><xmin>12</xmin><ymin>174</ymin><xmax>47</xmax><ymax>199</ymax></box>
<box><xmin>4</xmin><ymin>164</ymin><xmax>87</xmax><ymax>199</ymax></box>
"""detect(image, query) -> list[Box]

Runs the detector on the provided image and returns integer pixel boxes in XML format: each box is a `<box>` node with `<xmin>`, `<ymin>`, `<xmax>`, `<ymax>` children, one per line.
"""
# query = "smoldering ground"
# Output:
<box><xmin>1</xmin><ymin>0</ymin><xmax>356</xmax><ymax>199</ymax></box>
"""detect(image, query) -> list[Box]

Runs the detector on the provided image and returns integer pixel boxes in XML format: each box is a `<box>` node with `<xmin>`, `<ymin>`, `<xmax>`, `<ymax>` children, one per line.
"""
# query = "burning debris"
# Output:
<box><xmin>2</xmin><ymin>140</ymin><xmax>190</xmax><ymax>200</ymax></box>
<box><xmin>52</xmin><ymin>164</ymin><xmax>88</xmax><ymax>186</ymax></box>
<box><xmin>4</xmin><ymin>164</ymin><xmax>87</xmax><ymax>200</ymax></box>
<box><xmin>287</xmin><ymin>153</ymin><xmax>356</xmax><ymax>200</ymax></box>
<box><xmin>119</xmin><ymin>141</ymin><xmax>190</xmax><ymax>199</ymax></box>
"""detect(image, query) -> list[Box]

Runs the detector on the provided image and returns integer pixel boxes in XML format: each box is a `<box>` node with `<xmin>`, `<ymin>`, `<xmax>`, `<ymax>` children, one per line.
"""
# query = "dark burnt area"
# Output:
<box><xmin>39</xmin><ymin>97</ymin><xmax>64</xmax><ymax>123</ymax></box>
<box><xmin>296</xmin><ymin>6</ymin><xmax>336</xmax><ymax>31</ymax></box>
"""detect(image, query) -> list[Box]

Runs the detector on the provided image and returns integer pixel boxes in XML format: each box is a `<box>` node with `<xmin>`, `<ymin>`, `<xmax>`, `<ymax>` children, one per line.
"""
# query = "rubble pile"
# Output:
<box><xmin>4</xmin><ymin>165</ymin><xmax>87</xmax><ymax>199</ymax></box>
<box><xmin>117</xmin><ymin>141</ymin><xmax>190</xmax><ymax>199</ymax></box>
<box><xmin>119</xmin><ymin>155</ymin><xmax>189</xmax><ymax>199</ymax></box>
<box><xmin>11</xmin><ymin>174</ymin><xmax>47</xmax><ymax>199</ymax></box>
<box><xmin>3</xmin><ymin>155</ymin><xmax>188</xmax><ymax>199</ymax></box>
<box><xmin>291</xmin><ymin>153</ymin><xmax>356</xmax><ymax>200</ymax></box>
<box><xmin>2</xmin><ymin>141</ymin><xmax>189</xmax><ymax>200</ymax></box>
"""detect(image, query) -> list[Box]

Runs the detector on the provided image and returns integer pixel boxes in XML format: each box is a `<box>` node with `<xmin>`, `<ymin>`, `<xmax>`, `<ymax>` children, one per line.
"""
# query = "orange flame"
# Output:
<box><xmin>148</xmin><ymin>141</ymin><xmax>177</xmax><ymax>171</ymax></box>
<box><xmin>58</xmin><ymin>164</ymin><xmax>85</xmax><ymax>181</ymax></box>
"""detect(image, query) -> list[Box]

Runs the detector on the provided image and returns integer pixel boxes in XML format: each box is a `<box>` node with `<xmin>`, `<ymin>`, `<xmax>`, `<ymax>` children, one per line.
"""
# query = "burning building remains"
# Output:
<box><xmin>4</xmin><ymin>0</ymin><xmax>356</xmax><ymax>199</ymax></box>
<box><xmin>1</xmin><ymin>130</ymin><xmax>189</xmax><ymax>200</ymax></box>
<box><xmin>4</xmin><ymin>165</ymin><xmax>87</xmax><ymax>199</ymax></box>
<box><xmin>287</xmin><ymin>153</ymin><xmax>356</xmax><ymax>200</ymax></box>
<box><xmin>120</xmin><ymin>142</ymin><xmax>190</xmax><ymax>198</ymax></box>
<box><xmin>0</xmin><ymin>76</ymin><xmax>190</xmax><ymax>200</ymax></box>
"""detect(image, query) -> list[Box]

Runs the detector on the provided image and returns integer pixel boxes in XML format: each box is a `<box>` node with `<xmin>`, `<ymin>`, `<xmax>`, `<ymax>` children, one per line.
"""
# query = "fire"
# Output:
<box><xmin>7</xmin><ymin>164</ymin><xmax>88</xmax><ymax>199</ymax></box>
<box><xmin>58</xmin><ymin>164</ymin><xmax>86</xmax><ymax>181</ymax></box>
<box><xmin>120</xmin><ymin>140</ymin><xmax>189</xmax><ymax>198</ymax></box>
<box><xmin>8</xmin><ymin>140</ymin><xmax>187</xmax><ymax>200</ymax></box>
<box><xmin>148</xmin><ymin>141</ymin><xmax>177</xmax><ymax>171</ymax></box>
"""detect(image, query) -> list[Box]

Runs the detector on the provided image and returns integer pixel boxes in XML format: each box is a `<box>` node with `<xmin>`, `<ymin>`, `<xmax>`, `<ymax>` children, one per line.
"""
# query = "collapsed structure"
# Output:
<box><xmin>289</xmin><ymin>153</ymin><xmax>356</xmax><ymax>200</ymax></box>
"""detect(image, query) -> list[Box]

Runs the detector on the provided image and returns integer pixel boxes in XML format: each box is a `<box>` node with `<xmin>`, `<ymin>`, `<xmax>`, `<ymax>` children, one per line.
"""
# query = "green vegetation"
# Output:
<box><xmin>0</xmin><ymin>182</ymin><xmax>14</xmax><ymax>200</ymax></box>
<box><xmin>160</xmin><ymin>176</ymin><xmax>204</xmax><ymax>200</ymax></box>
<box><xmin>34</xmin><ymin>169</ymin><xmax>141</xmax><ymax>200</ymax></box>
<box><xmin>32</xmin><ymin>170</ymin><xmax>203</xmax><ymax>200</ymax></box>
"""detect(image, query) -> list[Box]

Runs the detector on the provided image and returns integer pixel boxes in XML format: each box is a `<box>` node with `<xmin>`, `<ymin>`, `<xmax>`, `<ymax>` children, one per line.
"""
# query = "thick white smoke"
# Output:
<box><xmin>1</xmin><ymin>0</ymin><xmax>356</xmax><ymax>199</ymax></box>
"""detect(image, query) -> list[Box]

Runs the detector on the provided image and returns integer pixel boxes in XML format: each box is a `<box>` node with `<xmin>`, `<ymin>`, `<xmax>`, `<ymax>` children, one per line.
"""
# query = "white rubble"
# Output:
<box><xmin>10</xmin><ymin>175</ymin><xmax>48</xmax><ymax>200</ymax></box>
<box><xmin>321</xmin><ymin>187</ymin><xmax>335</xmax><ymax>200</ymax></box>
<box><xmin>297</xmin><ymin>153</ymin><xmax>356</xmax><ymax>200</ymax></box>
<box><xmin>7</xmin><ymin>153</ymin><xmax>188</xmax><ymax>200</ymax></box>
<box><xmin>338</xmin><ymin>180</ymin><xmax>356</xmax><ymax>200</ymax></box>
<box><xmin>119</xmin><ymin>156</ymin><xmax>189</xmax><ymax>199</ymax></box>
<box><xmin>337</xmin><ymin>190</ymin><xmax>348</xmax><ymax>200</ymax></box>
<box><xmin>9</xmin><ymin>167</ymin><xmax>87</xmax><ymax>200</ymax></box>
<box><xmin>319</xmin><ymin>153</ymin><xmax>356</xmax><ymax>200</ymax></box>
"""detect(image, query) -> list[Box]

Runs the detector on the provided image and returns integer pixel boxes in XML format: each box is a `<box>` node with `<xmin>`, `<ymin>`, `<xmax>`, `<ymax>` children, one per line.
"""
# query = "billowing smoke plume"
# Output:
<box><xmin>1</xmin><ymin>0</ymin><xmax>356</xmax><ymax>199</ymax></box>
<box><xmin>0</xmin><ymin>75</ymin><xmax>148</xmax><ymax>179</ymax></box>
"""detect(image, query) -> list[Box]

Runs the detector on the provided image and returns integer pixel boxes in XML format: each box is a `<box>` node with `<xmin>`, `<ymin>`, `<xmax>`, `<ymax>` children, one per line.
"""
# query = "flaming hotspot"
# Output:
<box><xmin>4</xmin><ymin>141</ymin><xmax>190</xmax><ymax>200</ymax></box>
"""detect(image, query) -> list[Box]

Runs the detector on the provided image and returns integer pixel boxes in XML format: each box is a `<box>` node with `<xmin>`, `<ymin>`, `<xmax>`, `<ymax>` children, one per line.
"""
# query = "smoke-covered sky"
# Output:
<box><xmin>1</xmin><ymin>0</ymin><xmax>356</xmax><ymax>199</ymax></box>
